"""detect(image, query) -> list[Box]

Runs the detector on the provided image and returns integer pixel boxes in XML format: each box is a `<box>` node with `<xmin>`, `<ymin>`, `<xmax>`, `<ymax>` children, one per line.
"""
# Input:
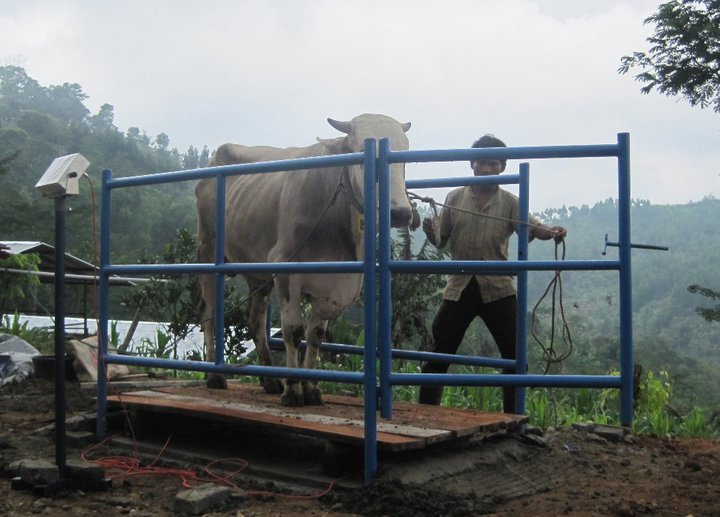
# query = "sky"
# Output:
<box><xmin>1</xmin><ymin>0</ymin><xmax>718</xmax><ymax>212</ymax></box>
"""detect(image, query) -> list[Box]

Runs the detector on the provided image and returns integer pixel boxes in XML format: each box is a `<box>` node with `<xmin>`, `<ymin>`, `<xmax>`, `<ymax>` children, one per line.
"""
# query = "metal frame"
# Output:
<box><xmin>96</xmin><ymin>133</ymin><xmax>632</xmax><ymax>482</ymax></box>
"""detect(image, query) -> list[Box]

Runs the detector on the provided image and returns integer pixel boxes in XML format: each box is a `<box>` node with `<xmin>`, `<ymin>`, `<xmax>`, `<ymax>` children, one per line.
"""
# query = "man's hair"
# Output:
<box><xmin>470</xmin><ymin>134</ymin><xmax>507</xmax><ymax>167</ymax></box>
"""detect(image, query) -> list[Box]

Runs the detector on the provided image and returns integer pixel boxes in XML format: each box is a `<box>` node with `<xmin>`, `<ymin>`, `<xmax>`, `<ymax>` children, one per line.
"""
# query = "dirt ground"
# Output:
<box><xmin>1</xmin><ymin>376</ymin><xmax>719</xmax><ymax>517</ymax></box>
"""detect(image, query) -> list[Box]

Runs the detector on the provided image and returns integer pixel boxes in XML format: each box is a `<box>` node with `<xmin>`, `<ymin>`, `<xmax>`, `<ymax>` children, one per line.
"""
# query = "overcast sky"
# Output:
<box><xmin>2</xmin><ymin>0</ymin><xmax>718</xmax><ymax>211</ymax></box>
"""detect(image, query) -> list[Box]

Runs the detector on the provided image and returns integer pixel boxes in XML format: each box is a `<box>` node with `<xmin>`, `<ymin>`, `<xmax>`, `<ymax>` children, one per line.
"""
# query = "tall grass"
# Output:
<box><xmin>319</xmin><ymin>359</ymin><xmax>719</xmax><ymax>438</ymax></box>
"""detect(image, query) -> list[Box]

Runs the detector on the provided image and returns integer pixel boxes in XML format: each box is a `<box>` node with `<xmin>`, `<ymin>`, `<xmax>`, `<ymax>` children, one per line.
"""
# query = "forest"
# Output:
<box><xmin>1</xmin><ymin>66</ymin><xmax>719</xmax><ymax>420</ymax></box>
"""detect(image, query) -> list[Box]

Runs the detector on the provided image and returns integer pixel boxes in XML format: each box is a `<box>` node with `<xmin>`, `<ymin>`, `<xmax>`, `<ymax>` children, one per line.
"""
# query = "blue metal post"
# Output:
<box><xmin>515</xmin><ymin>164</ymin><xmax>530</xmax><ymax>414</ymax></box>
<box><xmin>96</xmin><ymin>169</ymin><xmax>113</xmax><ymax>439</ymax></box>
<box><xmin>617</xmin><ymin>133</ymin><xmax>633</xmax><ymax>427</ymax></box>
<box><xmin>361</xmin><ymin>139</ymin><xmax>378</xmax><ymax>482</ymax></box>
<box><xmin>213</xmin><ymin>175</ymin><xmax>227</xmax><ymax>365</ymax></box>
<box><xmin>378</xmin><ymin>139</ymin><xmax>393</xmax><ymax>418</ymax></box>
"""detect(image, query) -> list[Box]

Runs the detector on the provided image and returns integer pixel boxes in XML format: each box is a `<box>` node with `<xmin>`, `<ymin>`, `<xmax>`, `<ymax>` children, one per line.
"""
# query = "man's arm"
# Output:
<box><xmin>530</xmin><ymin>224</ymin><xmax>567</xmax><ymax>243</ymax></box>
<box><xmin>422</xmin><ymin>211</ymin><xmax>450</xmax><ymax>248</ymax></box>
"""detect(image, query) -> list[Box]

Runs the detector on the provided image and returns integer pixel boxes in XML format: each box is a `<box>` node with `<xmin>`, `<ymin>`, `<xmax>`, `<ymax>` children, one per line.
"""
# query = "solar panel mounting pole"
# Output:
<box><xmin>11</xmin><ymin>154</ymin><xmax>111</xmax><ymax>495</ymax></box>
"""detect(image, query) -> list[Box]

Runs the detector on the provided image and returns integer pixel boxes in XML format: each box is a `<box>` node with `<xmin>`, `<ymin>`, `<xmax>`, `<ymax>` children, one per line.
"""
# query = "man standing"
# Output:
<box><xmin>420</xmin><ymin>134</ymin><xmax>567</xmax><ymax>413</ymax></box>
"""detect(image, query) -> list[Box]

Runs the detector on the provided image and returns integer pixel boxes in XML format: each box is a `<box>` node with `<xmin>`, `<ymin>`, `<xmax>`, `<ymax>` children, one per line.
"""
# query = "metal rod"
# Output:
<box><xmin>515</xmin><ymin>164</ymin><xmax>530</xmax><ymax>414</ymax></box>
<box><xmin>617</xmin><ymin>133</ymin><xmax>634</xmax><ymax>427</ymax></box>
<box><xmin>378</xmin><ymin>138</ymin><xmax>393</xmax><ymax>419</ymax></box>
<box><xmin>603</xmin><ymin>233</ymin><xmax>669</xmax><ymax>255</ymax></box>
<box><xmin>214</xmin><ymin>175</ymin><xmax>227</xmax><ymax>366</ymax></box>
<box><xmin>96</xmin><ymin>169</ymin><xmax>113</xmax><ymax>439</ymax></box>
<box><xmin>361</xmin><ymin>139</ymin><xmax>378</xmax><ymax>483</ymax></box>
<box><xmin>53</xmin><ymin>196</ymin><xmax>67</xmax><ymax>475</ymax></box>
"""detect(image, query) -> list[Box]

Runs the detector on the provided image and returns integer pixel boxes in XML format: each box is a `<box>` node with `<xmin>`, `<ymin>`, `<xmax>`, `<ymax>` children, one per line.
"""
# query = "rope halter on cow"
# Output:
<box><xmin>340</xmin><ymin>165</ymin><xmax>365</xmax><ymax>214</ymax></box>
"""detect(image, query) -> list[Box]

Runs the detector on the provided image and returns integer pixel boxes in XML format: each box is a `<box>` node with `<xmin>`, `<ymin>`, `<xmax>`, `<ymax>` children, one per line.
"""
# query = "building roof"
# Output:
<box><xmin>0</xmin><ymin>241</ymin><xmax>150</xmax><ymax>287</ymax></box>
<box><xmin>1</xmin><ymin>241</ymin><xmax>97</xmax><ymax>280</ymax></box>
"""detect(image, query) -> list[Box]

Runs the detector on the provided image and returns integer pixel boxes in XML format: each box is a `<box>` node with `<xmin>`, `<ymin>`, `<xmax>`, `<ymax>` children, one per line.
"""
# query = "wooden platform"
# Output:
<box><xmin>106</xmin><ymin>382</ymin><xmax>528</xmax><ymax>452</ymax></box>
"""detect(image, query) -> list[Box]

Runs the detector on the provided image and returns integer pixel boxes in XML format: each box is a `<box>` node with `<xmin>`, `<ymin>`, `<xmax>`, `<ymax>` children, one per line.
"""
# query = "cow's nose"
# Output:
<box><xmin>390</xmin><ymin>206</ymin><xmax>413</xmax><ymax>228</ymax></box>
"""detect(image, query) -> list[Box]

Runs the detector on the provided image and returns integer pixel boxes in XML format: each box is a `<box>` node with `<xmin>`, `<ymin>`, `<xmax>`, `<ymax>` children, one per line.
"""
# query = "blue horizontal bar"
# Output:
<box><xmin>105</xmin><ymin>152</ymin><xmax>364</xmax><ymax>189</ymax></box>
<box><xmin>391</xmin><ymin>372</ymin><xmax>622</xmax><ymax>389</ymax></box>
<box><xmin>267</xmin><ymin>338</ymin><xmax>516</xmax><ymax>370</ymax></box>
<box><xmin>103</xmin><ymin>259</ymin><xmax>618</xmax><ymax>278</ymax></box>
<box><xmin>104</xmin><ymin>261</ymin><xmax>364</xmax><ymax>276</ymax></box>
<box><xmin>389</xmin><ymin>259</ymin><xmax>621</xmax><ymax>274</ymax></box>
<box><xmin>406</xmin><ymin>174</ymin><xmax>520</xmax><ymax>190</ymax></box>
<box><xmin>105</xmin><ymin>354</ymin><xmax>365</xmax><ymax>383</ymax></box>
<box><xmin>392</xmin><ymin>349</ymin><xmax>515</xmax><ymax>369</ymax></box>
<box><xmin>391</xmin><ymin>143</ymin><xmax>619</xmax><ymax>164</ymax></box>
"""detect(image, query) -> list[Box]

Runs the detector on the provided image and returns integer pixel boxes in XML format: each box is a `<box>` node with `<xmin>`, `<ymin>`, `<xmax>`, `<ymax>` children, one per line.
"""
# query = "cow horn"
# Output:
<box><xmin>327</xmin><ymin>118</ymin><xmax>352</xmax><ymax>134</ymax></box>
<box><xmin>401</xmin><ymin>122</ymin><xmax>411</xmax><ymax>132</ymax></box>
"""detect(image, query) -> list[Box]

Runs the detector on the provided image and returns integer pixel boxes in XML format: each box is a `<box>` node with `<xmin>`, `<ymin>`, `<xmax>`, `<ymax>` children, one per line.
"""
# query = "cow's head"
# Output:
<box><xmin>327</xmin><ymin>113</ymin><xmax>413</xmax><ymax>228</ymax></box>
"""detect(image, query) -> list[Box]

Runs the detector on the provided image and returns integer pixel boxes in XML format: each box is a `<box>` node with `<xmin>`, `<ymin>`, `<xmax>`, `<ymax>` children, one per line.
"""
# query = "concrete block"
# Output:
<box><xmin>19</xmin><ymin>459</ymin><xmax>59</xmax><ymax>485</ymax></box>
<box><xmin>592</xmin><ymin>424</ymin><xmax>630</xmax><ymax>443</ymax></box>
<box><xmin>174</xmin><ymin>484</ymin><xmax>231</xmax><ymax>515</ymax></box>
<box><xmin>65</xmin><ymin>460</ymin><xmax>106</xmax><ymax>480</ymax></box>
<box><xmin>66</xmin><ymin>431</ymin><xmax>96</xmax><ymax>447</ymax></box>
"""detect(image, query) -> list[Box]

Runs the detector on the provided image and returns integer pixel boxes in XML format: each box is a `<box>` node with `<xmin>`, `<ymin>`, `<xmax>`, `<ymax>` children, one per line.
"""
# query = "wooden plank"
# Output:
<box><xmin>154</xmin><ymin>383</ymin><xmax>528</xmax><ymax>432</ymax></box>
<box><xmin>115</xmin><ymin>390</ymin><xmax>450</xmax><ymax>440</ymax></box>
<box><xmin>108</xmin><ymin>393</ymin><xmax>428</xmax><ymax>451</ymax></box>
<box><xmin>107</xmin><ymin>382</ymin><xmax>528</xmax><ymax>452</ymax></box>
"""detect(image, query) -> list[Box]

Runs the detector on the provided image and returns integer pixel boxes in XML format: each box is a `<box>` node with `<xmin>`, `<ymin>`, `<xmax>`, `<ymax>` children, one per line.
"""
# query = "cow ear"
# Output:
<box><xmin>328</xmin><ymin>118</ymin><xmax>352</xmax><ymax>134</ymax></box>
<box><xmin>317</xmin><ymin>136</ymin><xmax>348</xmax><ymax>154</ymax></box>
<box><xmin>401</xmin><ymin>122</ymin><xmax>411</xmax><ymax>132</ymax></box>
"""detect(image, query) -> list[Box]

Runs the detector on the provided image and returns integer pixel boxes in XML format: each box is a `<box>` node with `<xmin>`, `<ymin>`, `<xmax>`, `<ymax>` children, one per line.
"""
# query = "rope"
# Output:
<box><xmin>530</xmin><ymin>240</ymin><xmax>573</xmax><ymax>373</ymax></box>
<box><xmin>407</xmin><ymin>191</ymin><xmax>551</xmax><ymax>233</ymax></box>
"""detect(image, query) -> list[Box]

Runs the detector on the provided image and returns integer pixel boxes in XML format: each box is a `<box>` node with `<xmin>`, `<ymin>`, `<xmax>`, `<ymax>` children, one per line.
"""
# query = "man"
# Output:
<box><xmin>420</xmin><ymin>134</ymin><xmax>567</xmax><ymax>413</ymax></box>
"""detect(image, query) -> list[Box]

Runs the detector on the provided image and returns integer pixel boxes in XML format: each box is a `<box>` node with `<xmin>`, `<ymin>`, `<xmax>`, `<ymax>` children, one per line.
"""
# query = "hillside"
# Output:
<box><xmin>2</xmin><ymin>66</ymin><xmax>719</xmax><ymax>414</ymax></box>
<box><xmin>404</xmin><ymin>197</ymin><xmax>720</xmax><ymax>412</ymax></box>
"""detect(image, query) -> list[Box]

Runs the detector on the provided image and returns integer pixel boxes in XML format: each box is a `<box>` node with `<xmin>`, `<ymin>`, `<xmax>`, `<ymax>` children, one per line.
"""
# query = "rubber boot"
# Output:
<box><xmin>419</xmin><ymin>385</ymin><xmax>444</xmax><ymax>405</ymax></box>
<box><xmin>502</xmin><ymin>386</ymin><xmax>516</xmax><ymax>414</ymax></box>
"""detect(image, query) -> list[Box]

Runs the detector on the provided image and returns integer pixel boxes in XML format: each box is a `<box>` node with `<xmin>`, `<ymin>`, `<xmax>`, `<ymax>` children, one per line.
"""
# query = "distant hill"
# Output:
<box><xmin>406</xmin><ymin>196</ymin><xmax>720</xmax><ymax>411</ymax></box>
<box><xmin>3</xmin><ymin>66</ymin><xmax>718</xmax><ymax>412</ymax></box>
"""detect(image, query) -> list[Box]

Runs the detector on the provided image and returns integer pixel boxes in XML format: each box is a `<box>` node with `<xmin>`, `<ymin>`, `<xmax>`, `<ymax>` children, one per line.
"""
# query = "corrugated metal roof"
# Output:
<box><xmin>0</xmin><ymin>240</ymin><xmax>97</xmax><ymax>284</ymax></box>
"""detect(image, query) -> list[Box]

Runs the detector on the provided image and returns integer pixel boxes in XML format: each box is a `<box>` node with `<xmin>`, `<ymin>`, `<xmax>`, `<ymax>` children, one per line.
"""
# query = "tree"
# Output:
<box><xmin>619</xmin><ymin>0</ymin><xmax>720</xmax><ymax>113</ymax></box>
<box><xmin>688</xmin><ymin>284</ymin><xmax>720</xmax><ymax>322</ymax></box>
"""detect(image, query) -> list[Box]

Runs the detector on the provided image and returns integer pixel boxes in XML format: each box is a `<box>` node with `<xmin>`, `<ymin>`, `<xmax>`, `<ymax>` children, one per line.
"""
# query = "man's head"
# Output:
<box><xmin>470</xmin><ymin>134</ymin><xmax>507</xmax><ymax>176</ymax></box>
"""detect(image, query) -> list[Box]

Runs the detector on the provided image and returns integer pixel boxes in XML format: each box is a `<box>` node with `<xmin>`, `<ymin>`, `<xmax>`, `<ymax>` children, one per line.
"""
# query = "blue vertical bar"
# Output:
<box><xmin>378</xmin><ymin>139</ymin><xmax>393</xmax><ymax>418</ymax></box>
<box><xmin>617</xmin><ymin>133</ymin><xmax>633</xmax><ymax>427</ymax></box>
<box><xmin>96</xmin><ymin>169</ymin><xmax>113</xmax><ymax>439</ymax></box>
<box><xmin>515</xmin><ymin>164</ymin><xmax>530</xmax><ymax>414</ymax></box>
<box><xmin>362</xmin><ymin>139</ymin><xmax>378</xmax><ymax>482</ymax></box>
<box><xmin>214</xmin><ymin>175</ymin><xmax>226</xmax><ymax>365</ymax></box>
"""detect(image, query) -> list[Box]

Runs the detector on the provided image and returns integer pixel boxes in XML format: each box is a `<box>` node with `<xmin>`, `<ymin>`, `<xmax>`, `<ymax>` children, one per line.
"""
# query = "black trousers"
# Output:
<box><xmin>419</xmin><ymin>277</ymin><xmax>518</xmax><ymax>413</ymax></box>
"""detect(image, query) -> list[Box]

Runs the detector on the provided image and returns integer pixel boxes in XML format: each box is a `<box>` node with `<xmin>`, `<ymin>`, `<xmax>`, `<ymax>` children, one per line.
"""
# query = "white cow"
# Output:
<box><xmin>196</xmin><ymin>113</ymin><xmax>412</xmax><ymax>406</ymax></box>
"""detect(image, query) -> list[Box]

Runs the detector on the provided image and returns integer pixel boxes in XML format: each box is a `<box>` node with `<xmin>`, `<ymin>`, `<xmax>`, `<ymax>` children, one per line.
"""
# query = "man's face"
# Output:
<box><xmin>471</xmin><ymin>158</ymin><xmax>505</xmax><ymax>176</ymax></box>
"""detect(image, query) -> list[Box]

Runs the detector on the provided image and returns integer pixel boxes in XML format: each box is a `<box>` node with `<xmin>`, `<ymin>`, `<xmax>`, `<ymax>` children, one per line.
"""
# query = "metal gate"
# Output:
<box><xmin>96</xmin><ymin>133</ymin><xmax>632</xmax><ymax>481</ymax></box>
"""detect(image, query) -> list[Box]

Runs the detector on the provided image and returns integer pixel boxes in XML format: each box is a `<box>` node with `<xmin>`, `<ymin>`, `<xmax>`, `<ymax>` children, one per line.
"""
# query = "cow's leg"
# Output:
<box><xmin>198</xmin><ymin>272</ymin><xmax>227</xmax><ymax>389</ymax></box>
<box><xmin>276</xmin><ymin>276</ymin><xmax>305</xmax><ymax>407</ymax></box>
<box><xmin>302</xmin><ymin>311</ymin><xmax>327</xmax><ymax>405</ymax></box>
<box><xmin>196</xmin><ymin>179</ymin><xmax>227</xmax><ymax>388</ymax></box>
<box><xmin>246</xmin><ymin>278</ymin><xmax>283</xmax><ymax>394</ymax></box>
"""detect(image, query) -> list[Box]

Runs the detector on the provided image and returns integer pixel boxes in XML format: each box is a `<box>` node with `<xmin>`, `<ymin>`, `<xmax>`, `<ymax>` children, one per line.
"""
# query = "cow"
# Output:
<box><xmin>196</xmin><ymin>113</ymin><xmax>412</xmax><ymax>406</ymax></box>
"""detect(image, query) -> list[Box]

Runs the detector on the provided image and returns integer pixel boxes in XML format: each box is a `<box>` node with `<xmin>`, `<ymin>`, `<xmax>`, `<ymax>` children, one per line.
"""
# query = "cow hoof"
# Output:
<box><xmin>280</xmin><ymin>391</ymin><xmax>305</xmax><ymax>407</ymax></box>
<box><xmin>206</xmin><ymin>374</ymin><xmax>227</xmax><ymax>390</ymax></box>
<box><xmin>280</xmin><ymin>381</ymin><xmax>305</xmax><ymax>407</ymax></box>
<box><xmin>261</xmin><ymin>377</ymin><xmax>284</xmax><ymax>394</ymax></box>
<box><xmin>303</xmin><ymin>382</ymin><xmax>324</xmax><ymax>405</ymax></box>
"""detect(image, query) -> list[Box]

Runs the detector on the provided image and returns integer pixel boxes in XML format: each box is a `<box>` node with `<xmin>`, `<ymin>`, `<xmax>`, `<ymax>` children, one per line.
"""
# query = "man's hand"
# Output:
<box><xmin>531</xmin><ymin>224</ymin><xmax>567</xmax><ymax>243</ymax></box>
<box><xmin>423</xmin><ymin>216</ymin><xmax>437</xmax><ymax>246</ymax></box>
<box><xmin>551</xmin><ymin>226</ymin><xmax>567</xmax><ymax>244</ymax></box>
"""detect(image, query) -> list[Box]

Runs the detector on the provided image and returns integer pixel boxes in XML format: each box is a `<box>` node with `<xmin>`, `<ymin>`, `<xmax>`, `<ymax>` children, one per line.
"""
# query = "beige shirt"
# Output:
<box><xmin>435</xmin><ymin>186</ymin><xmax>540</xmax><ymax>303</ymax></box>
